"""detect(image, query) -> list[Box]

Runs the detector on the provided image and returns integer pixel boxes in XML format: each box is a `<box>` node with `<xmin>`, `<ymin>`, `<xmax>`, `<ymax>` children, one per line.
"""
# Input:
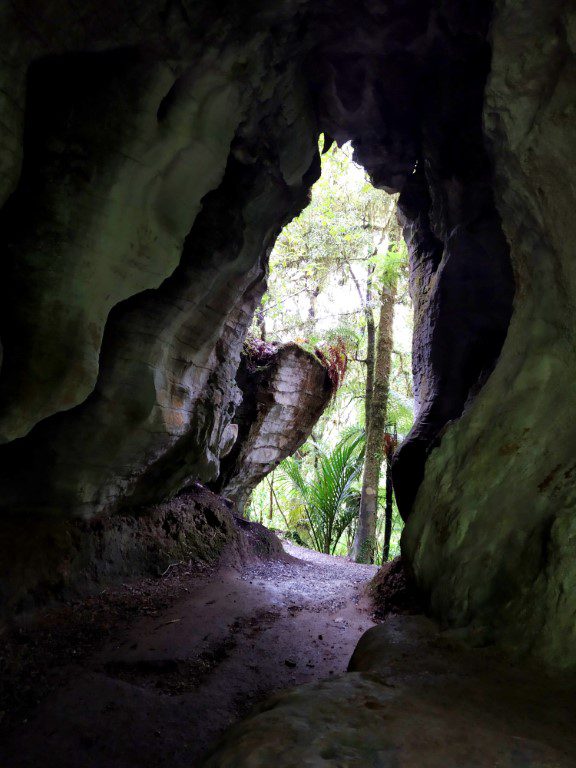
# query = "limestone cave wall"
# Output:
<box><xmin>402</xmin><ymin>0</ymin><xmax>576</xmax><ymax>669</ymax></box>
<box><xmin>0</xmin><ymin>0</ymin><xmax>320</xmax><ymax>524</ymax></box>
<box><xmin>0</xmin><ymin>0</ymin><xmax>322</xmax><ymax>607</ymax></box>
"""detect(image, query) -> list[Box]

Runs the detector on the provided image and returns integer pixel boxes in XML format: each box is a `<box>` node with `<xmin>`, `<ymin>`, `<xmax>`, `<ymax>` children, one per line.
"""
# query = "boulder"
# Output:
<box><xmin>214</xmin><ymin>342</ymin><xmax>332</xmax><ymax>513</ymax></box>
<box><xmin>201</xmin><ymin>616</ymin><xmax>576</xmax><ymax>767</ymax></box>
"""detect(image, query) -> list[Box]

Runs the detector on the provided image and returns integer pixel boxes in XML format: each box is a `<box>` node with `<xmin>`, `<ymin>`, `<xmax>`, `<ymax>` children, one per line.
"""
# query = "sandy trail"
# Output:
<box><xmin>0</xmin><ymin>541</ymin><xmax>377</xmax><ymax>768</ymax></box>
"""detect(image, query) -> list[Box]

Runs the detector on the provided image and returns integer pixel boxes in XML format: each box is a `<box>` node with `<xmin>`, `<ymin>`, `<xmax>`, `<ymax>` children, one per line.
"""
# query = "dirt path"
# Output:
<box><xmin>0</xmin><ymin>541</ymin><xmax>377</xmax><ymax>768</ymax></box>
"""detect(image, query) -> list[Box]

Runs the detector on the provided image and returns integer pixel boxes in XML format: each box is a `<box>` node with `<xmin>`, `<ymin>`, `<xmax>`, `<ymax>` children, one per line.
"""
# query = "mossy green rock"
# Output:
<box><xmin>202</xmin><ymin>617</ymin><xmax>576</xmax><ymax>767</ymax></box>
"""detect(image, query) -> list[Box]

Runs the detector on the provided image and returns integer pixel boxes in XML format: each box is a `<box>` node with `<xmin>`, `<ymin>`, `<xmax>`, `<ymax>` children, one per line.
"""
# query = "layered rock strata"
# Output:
<box><xmin>0</xmin><ymin>2</ymin><xmax>320</xmax><ymax>521</ymax></box>
<box><xmin>0</xmin><ymin>0</ymin><xmax>321</xmax><ymax>609</ymax></box>
<box><xmin>214</xmin><ymin>343</ymin><xmax>332</xmax><ymax>513</ymax></box>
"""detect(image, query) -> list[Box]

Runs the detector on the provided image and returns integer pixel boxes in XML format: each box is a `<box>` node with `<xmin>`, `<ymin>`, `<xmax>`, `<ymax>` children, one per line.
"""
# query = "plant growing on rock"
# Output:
<box><xmin>314</xmin><ymin>337</ymin><xmax>348</xmax><ymax>394</ymax></box>
<box><xmin>242</xmin><ymin>337</ymin><xmax>278</xmax><ymax>372</ymax></box>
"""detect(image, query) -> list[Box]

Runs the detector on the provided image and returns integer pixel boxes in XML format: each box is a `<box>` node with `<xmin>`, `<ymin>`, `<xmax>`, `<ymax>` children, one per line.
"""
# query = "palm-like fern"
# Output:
<box><xmin>280</xmin><ymin>434</ymin><xmax>364</xmax><ymax>554</ymax></box>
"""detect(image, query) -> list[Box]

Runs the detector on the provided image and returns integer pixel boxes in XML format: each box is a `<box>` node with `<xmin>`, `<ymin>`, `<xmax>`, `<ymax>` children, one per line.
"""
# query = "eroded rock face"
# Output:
<box><xmin>402</xmin><ymin>0</ymin><xmax>576</xmax><ymax>670</ymax></box>
<box><xmin>0</xmin><ymin>2</ymin><xmax>320</xmax><ymax>522</ymax></box>
<box><xmin>389</xmin><ymin>7</ymin><xmax>516</xmax><ymax>516</ymax></box>
<box><xmin>214</xmin><ymin>343</ymin><xmax>332</xmax><ymax>513</ymax></box>
<box><xmin>0</xmin><ymin>0</ymin><xmax>324</xmax><ymax>607</ymax></box>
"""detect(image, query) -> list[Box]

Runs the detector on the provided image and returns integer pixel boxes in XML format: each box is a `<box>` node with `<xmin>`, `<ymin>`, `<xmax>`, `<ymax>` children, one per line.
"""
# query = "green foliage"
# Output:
<box><xmin>387</xmin><ymin>388</ymin><xmax>414</xmax><ymax>438</ymax></box>
<box><xmin>279</xmin><ymin>433</ymin><xmax>364</xmax><ymax>555</ymax></box>
<box><xmin>372</xmin><ymin>237</ymin><xmax>409</xmax><ymax>288</ymax></box>
<box><xmin>246</xmin><ymin>140</ymin><xmax>414</xmax><ymax>562</ymax></box>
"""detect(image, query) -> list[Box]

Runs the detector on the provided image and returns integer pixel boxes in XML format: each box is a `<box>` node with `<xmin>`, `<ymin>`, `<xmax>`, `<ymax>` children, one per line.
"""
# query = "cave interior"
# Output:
<box><xmin>1</xmin><ymin>0</ymin><xmax>576</xmax><ymax>764</ymax></box>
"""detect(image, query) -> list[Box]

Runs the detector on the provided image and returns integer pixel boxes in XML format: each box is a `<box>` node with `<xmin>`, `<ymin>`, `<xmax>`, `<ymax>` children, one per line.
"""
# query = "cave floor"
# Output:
<box><xmin>0</xmin><ymin>541</ymin><xmax>377</xmax><ymax>768</ymax></box>
<box><xmin>204</xmin><ymin>613</ymin><xmax>576</xmax><ymax>767</ymax></box>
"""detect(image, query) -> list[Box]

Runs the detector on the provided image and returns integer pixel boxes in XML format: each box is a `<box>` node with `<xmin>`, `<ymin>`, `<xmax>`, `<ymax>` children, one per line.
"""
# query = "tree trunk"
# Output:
<box><xmin>256</xmin><ymin>303</ymin><xmax>267</xmax><ymax>341</ymax></box>
<box><xmin>348</xmin><ymin>264</ymin><xmax>375</xmax><ymax>423</ymax></box>
<box><xmin>307</xmin><ymin>282</ymin><xmax>320</xmax><ymax>329</ymax></box>
<box><xmin>382</xmin><ymin>451</ymin><xmax>394</xmax><ymax>561</ymax></box>
<box><xmin>351</xmin><ymin>276</ymin><xmax>397</xmax><ymax>563</ymax></box>
<box><xmin>364</xmin><ymin>271</ymin><xmax>375</xmax><ymax>424</ymax></box>
<box><xmin>268</xmin><ymin>471</ymin><xmax>274</xmax><ymax>521</ymax></box>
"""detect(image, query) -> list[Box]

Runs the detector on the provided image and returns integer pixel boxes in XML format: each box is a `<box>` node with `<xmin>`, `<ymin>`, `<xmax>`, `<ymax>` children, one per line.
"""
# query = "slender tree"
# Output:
<box><xmin>349</xmin><ymin>263</ymin><xmax>375</xmax><ymax>422</ymax></box>
<box><xmin>382</xmin><ymin>429</ymin><xmax>398</xmax><ymax>561</ymax></box>
<box><xmin>351</xmin><ymin>250</ymin><xmax>399</xmax><ymax>563</ymax></box>
<box><xmin>256</xmin><ymin>303</ymin><xmax>267</xmax><ymax>341</ymax></box>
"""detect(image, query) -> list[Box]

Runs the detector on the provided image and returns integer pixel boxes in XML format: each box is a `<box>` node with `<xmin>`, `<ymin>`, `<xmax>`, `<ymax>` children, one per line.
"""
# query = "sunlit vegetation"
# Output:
<box><xmin>245</xmin><ymin>141</ymin><xmax>413</xmax><ymax>564</ymax></box>
<box><xmin>280</xmin><ymin>432</ymin><xmax>364</xmax><ymax>555</ymax></box>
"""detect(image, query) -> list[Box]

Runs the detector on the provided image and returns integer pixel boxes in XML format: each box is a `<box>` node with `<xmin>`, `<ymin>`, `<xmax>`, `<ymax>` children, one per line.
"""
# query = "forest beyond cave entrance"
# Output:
<box><xmin>239</xmin><ymin>140</ymin><xmax>413</xmax><ymax>565</ymax></box>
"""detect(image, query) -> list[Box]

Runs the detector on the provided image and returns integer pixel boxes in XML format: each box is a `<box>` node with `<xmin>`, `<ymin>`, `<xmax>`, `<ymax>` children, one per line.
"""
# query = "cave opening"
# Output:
<box><xmin>234</xmin><ymin>139</ymin><xmax>413</xmax><ymax>565</ymax></box>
